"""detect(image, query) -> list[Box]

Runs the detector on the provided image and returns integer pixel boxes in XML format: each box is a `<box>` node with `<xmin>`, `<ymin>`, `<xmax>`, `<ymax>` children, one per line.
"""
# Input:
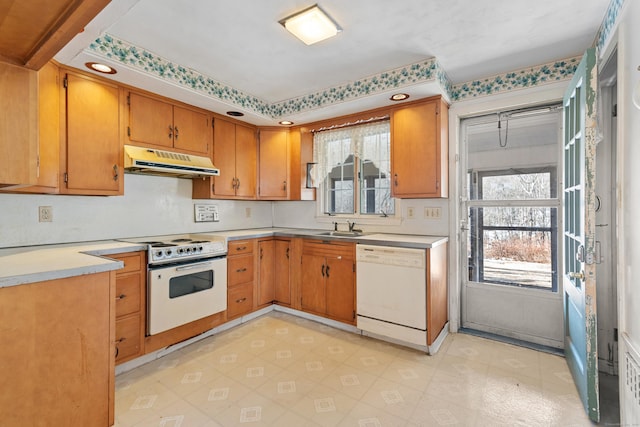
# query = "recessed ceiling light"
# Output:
<box><xmin>85</xmin><ymin>62</ymin><xmax>117</xmax><ymax>74</ymax></box>
<box><xmin>279</xmin><ymin>4</ymin><xmax>341</xmax><ymax>46</ymax></box>
<box><xmin>279</xmin><ymin>120</ymin><xmax>294</xmax><ymax>125</ymax></box>
<box><xmin>390</xmin><ymin>93</ymin><xmax>410</xmax><ymax>101</ymax></box>
<box><xmin>226</xmin><ymin>111</ymin><xmax>244</xmax><ymax>117</ymax></box>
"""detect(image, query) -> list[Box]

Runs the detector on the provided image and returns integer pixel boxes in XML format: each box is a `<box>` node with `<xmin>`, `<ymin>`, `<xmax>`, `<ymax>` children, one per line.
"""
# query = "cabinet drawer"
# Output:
<box><xmin>111</xmin><ymin>252</ymin><xmax>144</xmax><ymax>275</ymax></box>
<box><xmin>115</xmin><ymin>314</ymin><xmax>142</xmax><ymax>363</ymax></box>
<box><xmin>227</xmin><ymin>282</ymin><xmax>254</xmax><ymax>318</ymax></box>
<box><xmin>115</xmin><ymin>273</ymin><xmax>141</xmax><ymax>317</ymax></box>
<box><xmin>228</xmin><ymin>254</ymin><xmax>254</xmax><ymax>286</ymax></box>
<box><xmin>229</xmin><ymin>240</ymin><xmax>253</xmax><ymax>255</ymax></box>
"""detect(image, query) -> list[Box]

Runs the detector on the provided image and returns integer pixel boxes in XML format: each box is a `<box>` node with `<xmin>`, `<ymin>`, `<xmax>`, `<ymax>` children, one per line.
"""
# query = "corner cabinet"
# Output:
<box><xmin>61</xmin><ymin>71</ymin><xmax>123</xmax><ymax>195</ymax></box>
<box><xmin>301</xmin><ymin>239</ymin><xmax>356</xmax><ymax>325</ymax></box>
<box><xmin>127</xmin><ymin>91</ymin><xmax>212</xmax><ymax>156</ymax></box>
<box><xmin>0</xmin><ymin>271</ymin><xmax>116</xmax><ymax>426</ymax></box>
<box><xmin>257</xmin><ymin>238</ymin><xmax>292</xmax><ymax>308</ymax></box>
<box><xmin>391</xmin><ymin>96</ymin><xmax>449</xmax><ymax>198</ymax></box>
<box><xmin>193</xmin><ymin>118</ymin><xmax>256</xmax><ymax>199</ymax></box>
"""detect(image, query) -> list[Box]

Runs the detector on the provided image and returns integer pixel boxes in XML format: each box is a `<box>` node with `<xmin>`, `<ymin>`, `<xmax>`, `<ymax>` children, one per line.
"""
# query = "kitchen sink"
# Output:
<box><xmin>317</xmin><ymin>231</ymin><xmax>365</xmax><ymax>237</ymax></box>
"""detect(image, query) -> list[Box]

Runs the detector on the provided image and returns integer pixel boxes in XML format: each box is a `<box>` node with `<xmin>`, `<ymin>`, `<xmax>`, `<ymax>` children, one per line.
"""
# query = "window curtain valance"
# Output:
<box><xmin>311</xmin><ymin>120</ymin><xmax>390</xmax><ymax>186</ymax></box>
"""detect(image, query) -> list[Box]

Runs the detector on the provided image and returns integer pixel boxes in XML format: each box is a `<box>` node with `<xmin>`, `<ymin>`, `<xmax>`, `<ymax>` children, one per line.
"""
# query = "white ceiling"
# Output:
<box><xmin>55</xmin><ymin>0</ymin><xmax>610</xmax><ymax>126</ymax></box>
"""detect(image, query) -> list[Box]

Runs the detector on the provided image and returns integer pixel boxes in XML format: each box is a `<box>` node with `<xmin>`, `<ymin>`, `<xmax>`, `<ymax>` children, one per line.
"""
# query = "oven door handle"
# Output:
<box><xmin>175</xmin><ymin>261</ymin><xmax>215</xmax><ymax>271</ymax></box>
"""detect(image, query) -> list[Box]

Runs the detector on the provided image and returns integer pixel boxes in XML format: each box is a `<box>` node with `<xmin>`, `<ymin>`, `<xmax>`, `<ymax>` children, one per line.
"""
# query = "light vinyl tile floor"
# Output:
<box><xmin>114</xmin><ymin>312</ymin><xmax>593</xmax><ymax>426</ymax></box>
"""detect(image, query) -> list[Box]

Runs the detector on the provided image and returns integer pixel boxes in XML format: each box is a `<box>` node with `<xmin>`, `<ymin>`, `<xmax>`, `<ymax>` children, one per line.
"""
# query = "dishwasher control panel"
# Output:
<box><xmin>356</xmin><ymin>244</ymin><xmax>425</xmax><ymax>268</ymax></box>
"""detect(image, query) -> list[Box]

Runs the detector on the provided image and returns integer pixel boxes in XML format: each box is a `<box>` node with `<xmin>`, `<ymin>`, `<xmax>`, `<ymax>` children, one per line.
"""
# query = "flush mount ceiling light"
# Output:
<box><xmin>226</xmin><ymin>111</ymin><xmax>244</xmax><ymax>117</ymax></box>
<box><xmin>390</xmin><ymin>93</ymin><xmax>410</xmax><ymax>101</ymax></box>
<box><xmin>85</xmin><ymin>62</ymin><xmax>116</xmax><ymax>74</ymax></box>
<box><xmin>279</xmin><ymin>4</ymin><xmax>341</xmax><ymax>46</ymax></box>
<box><xmin>279</xmin><ymin>120</ymin><xmax>294</xmax><ymax>125</ymax></box>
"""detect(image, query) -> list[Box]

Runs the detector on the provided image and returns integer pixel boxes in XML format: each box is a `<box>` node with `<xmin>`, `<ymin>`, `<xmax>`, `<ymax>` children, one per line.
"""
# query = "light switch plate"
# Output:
<box><xmin>194</xmin><ymin>204</ymin><xmax>219</xmax><ymax>222</ymax></box>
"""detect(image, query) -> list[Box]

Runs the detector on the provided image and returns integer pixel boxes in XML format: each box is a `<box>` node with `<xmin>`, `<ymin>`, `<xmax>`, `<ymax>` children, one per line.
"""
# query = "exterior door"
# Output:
<box><xmin>562</xmin><ymin>48</ymin><xmax>599</xmax><ymax>422</ymax></box>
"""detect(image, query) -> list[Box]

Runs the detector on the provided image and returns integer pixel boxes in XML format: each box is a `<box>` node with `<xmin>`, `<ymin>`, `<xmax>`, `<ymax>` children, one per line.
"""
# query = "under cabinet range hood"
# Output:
<box><xmin>124</xmin><ymin>145</ymin><xmax>220</xmax><ymax>178</ymax></box>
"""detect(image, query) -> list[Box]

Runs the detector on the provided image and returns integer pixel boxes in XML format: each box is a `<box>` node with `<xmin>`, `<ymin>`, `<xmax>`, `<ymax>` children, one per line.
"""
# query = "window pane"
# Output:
<box><xmin>471</xmin><ymin>170</ymin><xmax>556</xmax><ymax>200</ymax></box>
<box><xmin>359</xmin><ymin>131</ymin><xmax>394</xmax><ymax>215</ymax></box>
<box><xmin>468</xmin><ymin>206</ymin><xmax>557</xmax><ymax>289</ymax></box>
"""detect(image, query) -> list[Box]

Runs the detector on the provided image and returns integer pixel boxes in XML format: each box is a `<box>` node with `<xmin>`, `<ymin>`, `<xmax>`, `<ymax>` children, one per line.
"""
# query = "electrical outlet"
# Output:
<box><xmin>245</xmin><ymin>207</ymin><xmax>251</xmax><ymax>218</ymax></box>
<box><xmin>39</xmin><ymin>206</ymin><xmax>53</xmax><ymax>222</ymax></box>
<box><xmin>407</xmin><ymin>207</ymin><xmax>415</xmax><ymax>219</ymax></box>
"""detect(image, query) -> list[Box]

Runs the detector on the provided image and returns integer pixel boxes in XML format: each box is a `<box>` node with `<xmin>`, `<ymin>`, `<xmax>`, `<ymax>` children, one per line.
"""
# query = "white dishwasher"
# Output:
<box><xmin>356</xmin><ymin>244</ymin><xmax>426</xmax><ymax>346</ymax></box>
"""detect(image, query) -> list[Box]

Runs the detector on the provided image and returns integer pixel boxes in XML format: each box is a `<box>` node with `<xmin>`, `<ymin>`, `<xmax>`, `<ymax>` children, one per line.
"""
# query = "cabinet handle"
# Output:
<box><xmin>326</xmin><ymin>265</ymin><xmax>330</xmax><ymax>278</ymax></box>
<box><xmin>168</xmin><ymin>125</ymin><xmax>173</xmax><ymax>139</ymax></box>
<box><xmin>286</xmin><ymin>247</ymin><xmax>289</xmax><ymax>259</ymax></box>
<box><xmin>283</xmin><ymin>181</ymin><xmax>287</xmax><ymax>191</ymax></box>
<box><xmin>394</xmin><ymin>173</ymin><xmax>398</xmax><ymax>187</ymax></box>
<box><xmin>436</xmin><ymin>179</ymin><xmax>440</xmax><ymax>189</ymax></box>
<box><xmin>115</xmin><ymin>346</ymin><xmax>119</xmax><ymax>358</ymax></box>
<box><xmin>116</xmin><ymin>294</ymin><xmax>126</xmax><ymax>300</ymax></box>
<box><xmin>321</xmin><ymin>264</ymin><xmax>325</xmax><ymax>277</ymax></box>
<box><xmin>236</xmin><ymin>178</ymin><xmax>240</xmax><ymax>189</ymax></box>
<box><xmin>174</xmin><ymin>126</ymin><xmax>179</xmax><ymax>140</ymax></box>
<box><xmin>236</xmin><ymin>297</ymin><xmax>247</xmax><ymax>303</ymax></box>
<box><xmin>113</xmin><ymin>164</ymin><xmax>119</xmax><ymax>181</ymax></box>
<box><xmin>236</xmin><ymin>246</ymin><xmax>246</xmax><ymax>251</ymax></box>
<box><xmin>236</xmin><ymin>267</ymin><xmax>247</xmax><ymax>273</ymax></box>
<box><xmin>260</xmin><ymin>247</ymin><xmax>263</xmax><ymax>259</ymax></box>
<box><xmin>116</xmin><ymin>337</ymin><xmax>126</xmax><ymax>344</ymax></box>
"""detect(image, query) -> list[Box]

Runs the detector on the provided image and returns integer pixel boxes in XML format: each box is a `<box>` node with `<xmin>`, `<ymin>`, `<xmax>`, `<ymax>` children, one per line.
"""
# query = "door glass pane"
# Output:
<box><xmin>468</xmin><ymin>206</ymin><xmax>557</xmax><ymax>289</ymax></box>
<box><xmin>481</xmin><ymin>171</ymin><xmax>555</xmax><ymax>200</ymax></box>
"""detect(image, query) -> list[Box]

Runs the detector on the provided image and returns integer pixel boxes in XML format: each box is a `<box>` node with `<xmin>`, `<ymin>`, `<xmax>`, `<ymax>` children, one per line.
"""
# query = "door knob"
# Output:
<box><xmin>569</xmin><ymin>271</ymin><xmax>585</xmax><ymax>281</ymax></box>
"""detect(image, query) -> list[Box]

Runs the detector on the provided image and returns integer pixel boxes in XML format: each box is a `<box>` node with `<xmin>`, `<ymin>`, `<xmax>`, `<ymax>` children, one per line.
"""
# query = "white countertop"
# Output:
<box><xmin>0</xmin><ymin>241</ymin><xmax>146</xmax><ymax>288</ymax></box>
<box><xmin>0</xmin><ymin>228</ymin><xmax>448</xmax><ymax>288</ymax></box>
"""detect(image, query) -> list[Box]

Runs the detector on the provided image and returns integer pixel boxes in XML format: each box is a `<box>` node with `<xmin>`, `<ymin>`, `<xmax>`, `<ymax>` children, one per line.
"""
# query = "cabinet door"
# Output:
<box><xmin>325</xmin><ymin>256</ymin><xmax>355</xmax><ymax>323</ymax></box>
<box><xmin>235</xmin><ymin>124</ymin><xmax>257</xmax><ymax>198</ymax></box>
<box><xmin>172</xmin><ymin>105</ymin><xmax>211</xmax><ymax>155</ymax></box>
<box><xmin>391</xmin><ymin>100</ymin><xmax>446</xmax><ymax>198</ymax></box>
<box><xmin>128</xmin><ymin>92</ymin><xmax>174</xmax><ymax>148</ymax></box>
<box><xmin>64</xmin><ymin>72</ymin><xmax>122</xmax><ymax>195</ymax></box>
<box><xmin>0</xmin><ymin>61</ymin><xmax>37</xmax><ymax>187</ymax></box>
<box><xmin>258</xmin><ymin>129</ymin><xmax>288</xmax><ymax>199</ymax></box>
<box><xmin>300</xmin><ymin>254</ymin><xmax>326</xmax><ymax>314</ymax></box>
<box><xmin>212</xmin><ymin>119</ymin><xmax>237</xmax><ymax>196</ymax></box>
<box><xmin>275</xmin><ymin>239</ymin><xmax>291</xmax><ymax>305</ymax></box>
<box><xmin>258</xmin><ymin>239</ymin><xmax>275</xmax><ymax>306</ymax></box>
<box><xmin>36</xmin><ymin>61</ymin><xmax>60</xmax><ymax>190</ymax></box>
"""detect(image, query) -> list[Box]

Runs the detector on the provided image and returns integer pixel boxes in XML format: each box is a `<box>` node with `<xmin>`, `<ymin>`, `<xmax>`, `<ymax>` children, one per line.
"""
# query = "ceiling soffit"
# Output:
<box><xmin>87</xmin><ymin>33</ymin><xmax>582</xmax><ymax>122</ymax></box>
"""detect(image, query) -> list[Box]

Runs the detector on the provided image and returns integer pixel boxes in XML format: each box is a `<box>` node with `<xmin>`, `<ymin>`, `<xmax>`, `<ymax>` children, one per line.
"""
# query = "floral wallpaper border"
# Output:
<box><xmin>449</xmin><ymin>57</ymin><xmax>581</xmax><ymax>101</ymax></box>
<box><xmin>596</xmin><ymin>0</ymin><xmax>624</xmax><ymax>53</ymax></box>
<box><xmin>89</xmin><ymin>0</ymin><xmax>623</xmax><ymax>118</ymax></box>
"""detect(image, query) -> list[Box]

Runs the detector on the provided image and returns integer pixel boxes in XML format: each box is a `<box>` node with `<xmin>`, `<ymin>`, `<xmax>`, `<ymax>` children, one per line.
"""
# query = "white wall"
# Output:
<box><xmin>0</xmin><ymin>174</ymin><xmax>273</xmax><ymax>248</ymax></box>
<box><xmin>614</xmin><ymin>0</ymin><xmax>640</xmax><ymax>423</ymax></box>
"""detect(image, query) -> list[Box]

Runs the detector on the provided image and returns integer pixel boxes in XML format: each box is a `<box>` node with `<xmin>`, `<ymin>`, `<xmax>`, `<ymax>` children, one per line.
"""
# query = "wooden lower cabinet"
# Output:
<box><xmin>0</xmin><ymin>271</ymin><xmax>116</xmax><ymax>426</ymax></box>
<box><xmin>257</xmin><ymin>238</ymin><xmax>292</xmax><ymax>307</ymax></box>
<box><xmin>300</xmin><ymin>239</ymin><xmax>356</xmax><ymax>324</ymax></box>
<box><xmin>111</xmin><ymin>251</ymin><xmax>146</xmax><ymax>365</ymax></box>
<box><xmin>226</xmin><ymin>239</ymin><xmax>257</xmax><ymax>319</ymax></box>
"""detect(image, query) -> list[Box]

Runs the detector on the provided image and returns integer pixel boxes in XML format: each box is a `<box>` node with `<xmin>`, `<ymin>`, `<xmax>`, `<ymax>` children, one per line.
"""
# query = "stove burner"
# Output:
<box><xmin>171</xmin><ymin>238</ymin><xmax>192</xmax><ymax>243</ymax></box>
<box><xmin>150</xmin><ymin>243</ymin><xmax>178</xmax><ymax>248</ymax></box>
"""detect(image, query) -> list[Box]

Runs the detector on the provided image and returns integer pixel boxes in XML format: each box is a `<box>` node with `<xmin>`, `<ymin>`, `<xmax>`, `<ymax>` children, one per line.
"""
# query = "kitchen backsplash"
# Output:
<box><xmin>0</xmin><ymin>175</ymin><xmax>449</xmax><ymax>249</ymax></box>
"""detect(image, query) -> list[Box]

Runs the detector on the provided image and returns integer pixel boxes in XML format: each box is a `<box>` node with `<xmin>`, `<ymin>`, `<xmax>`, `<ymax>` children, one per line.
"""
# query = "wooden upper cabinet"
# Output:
<box><xmin>62</xmin><ymin>71</ymin><xmax>123</xmax><ymax>195</ymax></box>
<box><xmin>127</xmin><ymin>91</ymin><xmax>211</xmax><ymax>155</ymax></box>
<box><xmin>258</xmin><ymin>129</ymin><xmax>289</xmax><ymax>199</ymax></box>
<box><xmin>173</xmin><ymin>105</ymin><xmax>211</xmax><ymax>154</ymax></box>
<box><xmin>128</xmin><ymin>92</ymin><xmax>174</xmax><ymax>149</ymax></box>
<box><xmin>391</xmin><ymin>96</ymin><xmax>449</xmax><ymax>198</ymax></box>
<box><xmin>0</xmin><ymin>0</ymin><xmax>110</xmax><ymax>70</ymax></box>
<box><xmin>192</xmin><ymin>118</ymin><xmax>256</xmax><ymax>200</ymax></box>
<box><xmin>0</xmin><ymin>61</ymin><xmax>37</xmax><ymax>188</ymax></box>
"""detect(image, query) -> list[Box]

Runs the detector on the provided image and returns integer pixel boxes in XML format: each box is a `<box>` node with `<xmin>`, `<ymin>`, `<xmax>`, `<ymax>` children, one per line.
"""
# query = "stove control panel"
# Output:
<box><xmin>149</xmin><ymin>240</ymin><xmax>226</xmax><ymax>264</ymax></box>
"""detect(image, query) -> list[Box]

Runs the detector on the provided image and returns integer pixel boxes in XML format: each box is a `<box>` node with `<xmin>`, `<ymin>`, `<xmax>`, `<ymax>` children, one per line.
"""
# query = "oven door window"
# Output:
<box><xmin>169</xmin><ymin>270</ymin><xmax>214</xmax><ymax>298</ymax></box>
